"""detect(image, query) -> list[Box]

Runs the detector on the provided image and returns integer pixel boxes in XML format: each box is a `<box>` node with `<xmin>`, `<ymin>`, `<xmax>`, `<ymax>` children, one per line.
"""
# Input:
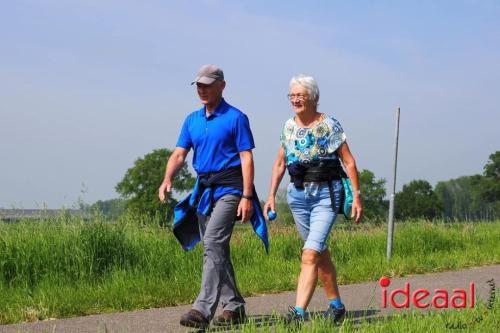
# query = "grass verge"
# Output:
<box><xmin>0</xmin><ymin>216</ymin><xmax>499</xmax><ymax>324</ymax></box>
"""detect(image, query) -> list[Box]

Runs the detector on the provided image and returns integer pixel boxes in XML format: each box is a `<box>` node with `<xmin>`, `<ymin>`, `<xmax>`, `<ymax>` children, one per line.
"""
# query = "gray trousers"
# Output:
<box><xmin>192</xmin><ymin>194</ymin><xmax>245</xmax><ymax>319</ymax></box>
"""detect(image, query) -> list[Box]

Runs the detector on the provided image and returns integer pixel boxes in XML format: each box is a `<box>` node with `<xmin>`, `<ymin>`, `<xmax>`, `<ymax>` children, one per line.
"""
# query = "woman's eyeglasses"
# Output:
<box><xmin>287</xmin><ymin>93</ymin><xmax>309</xmax><ymax>101</ymax></box>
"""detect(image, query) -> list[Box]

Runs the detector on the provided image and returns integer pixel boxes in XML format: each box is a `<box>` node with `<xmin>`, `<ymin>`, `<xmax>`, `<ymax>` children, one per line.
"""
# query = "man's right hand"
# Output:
<box><xmin>158</xmin><ymin>180</ymin><xmax>172</xmax><ymax>203</ymax></box>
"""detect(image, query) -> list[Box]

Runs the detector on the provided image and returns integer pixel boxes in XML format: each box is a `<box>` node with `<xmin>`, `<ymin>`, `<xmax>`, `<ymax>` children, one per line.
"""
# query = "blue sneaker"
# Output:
<box><xmin>284</xmin><ymin>306</ymin><xmax>305</xmax><ymax>327</ymax></box>
<box><xmin>324</xmin><ymin>304</ymin><xmax>346</xmax><ymax>325</ymax></box>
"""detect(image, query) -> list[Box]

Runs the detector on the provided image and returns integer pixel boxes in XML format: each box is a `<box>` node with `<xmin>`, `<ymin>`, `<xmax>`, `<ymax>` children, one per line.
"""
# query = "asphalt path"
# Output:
<box><xmin>1</xmin><ymin>265</ymin><xmax>498</xmax><ymax>333</ymax></box>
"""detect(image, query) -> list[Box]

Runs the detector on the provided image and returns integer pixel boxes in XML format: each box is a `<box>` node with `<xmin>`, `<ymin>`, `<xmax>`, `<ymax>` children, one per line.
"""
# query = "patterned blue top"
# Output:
<box><xmin>280</xmin><ymin>114</ymin><xmax>347</xmax><ymax>165</ymax></box>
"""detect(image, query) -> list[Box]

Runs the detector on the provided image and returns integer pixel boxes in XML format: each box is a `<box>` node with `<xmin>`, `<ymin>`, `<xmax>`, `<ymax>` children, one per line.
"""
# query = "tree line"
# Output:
<box><xmin>90</xmin><ymin>150</ymin><xmax>500</xmax><ymax>222</ymax></box>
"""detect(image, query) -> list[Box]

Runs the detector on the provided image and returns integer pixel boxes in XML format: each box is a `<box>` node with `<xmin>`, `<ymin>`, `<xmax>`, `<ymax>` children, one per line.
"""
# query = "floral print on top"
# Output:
<box><xmin>280</xmin><ymin>114</ymin><xmax>347</xmax><ymax>165</ymax></box>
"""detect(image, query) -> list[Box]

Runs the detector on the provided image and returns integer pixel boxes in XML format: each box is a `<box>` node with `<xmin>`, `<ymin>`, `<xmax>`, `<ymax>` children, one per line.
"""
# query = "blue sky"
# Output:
<box><xmin>1</xmin><ymin>0</ymin><xmax>499</xmax><ymax>208</ymax></box>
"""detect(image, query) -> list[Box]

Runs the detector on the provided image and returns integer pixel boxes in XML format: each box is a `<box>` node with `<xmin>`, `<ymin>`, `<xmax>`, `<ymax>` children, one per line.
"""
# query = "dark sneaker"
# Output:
<box><xmin>324</xmin><ymin>304</ymin><xmax>346</xmax><ymax>324</ymax></box>
<box><xmin>284</xmin><ymin>306</ymin><xmax>305</xmax><ymax>327</ymax></box>
<box><xmin>213</xmin><ymin>307</ymin><xmax>246</xmax><ymax>326</ymax></box>
<box><xmin>180</xmin><ymin>309</ymin><xmax>209</xmax><ymax>329</ymax></box>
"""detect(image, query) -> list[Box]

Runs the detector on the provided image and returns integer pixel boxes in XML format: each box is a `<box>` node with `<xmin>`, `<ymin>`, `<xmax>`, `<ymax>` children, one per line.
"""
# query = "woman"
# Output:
<box><xmin>264</xmin><ymin>74</ymin><xmax>363</xmax><ymax>325</ymax></box>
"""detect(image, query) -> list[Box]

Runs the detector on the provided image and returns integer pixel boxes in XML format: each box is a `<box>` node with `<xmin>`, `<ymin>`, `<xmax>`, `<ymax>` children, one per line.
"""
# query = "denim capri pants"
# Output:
<box><xmin>287</xmin><ymin>180</ymin><xmax>343</xmax><ymax>253</ymax></box>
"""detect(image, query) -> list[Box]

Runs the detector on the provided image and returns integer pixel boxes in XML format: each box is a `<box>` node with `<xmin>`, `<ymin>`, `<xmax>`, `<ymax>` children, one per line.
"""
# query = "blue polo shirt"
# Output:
<box><xmin>176</xmin><ymin>99</ymin><xmax>255</xmax><ymax>174</ymax></box>
<box><xmin>173</xmin><ymin>100</ymin><xmax>268</xmax><ymax>253</ymax></box>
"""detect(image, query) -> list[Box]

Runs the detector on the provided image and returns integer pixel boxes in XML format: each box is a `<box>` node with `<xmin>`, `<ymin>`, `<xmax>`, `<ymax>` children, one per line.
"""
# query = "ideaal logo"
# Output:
<box><xmin>379</xmin><ymin>276</ymin><xmax>475</xmax><ymax>309</ymax></box>
<box><xmin>379</xmin><ymin>276</ymin><xmax>496</xmax><ymax>330</ymax></box>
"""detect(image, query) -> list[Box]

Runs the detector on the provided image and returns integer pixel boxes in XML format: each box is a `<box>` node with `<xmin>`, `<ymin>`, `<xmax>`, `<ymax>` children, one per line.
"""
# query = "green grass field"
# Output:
<box><xmin>0</xmin><ymin>215</ymin><xmax>499</xmax><ymax>324</ymax></box>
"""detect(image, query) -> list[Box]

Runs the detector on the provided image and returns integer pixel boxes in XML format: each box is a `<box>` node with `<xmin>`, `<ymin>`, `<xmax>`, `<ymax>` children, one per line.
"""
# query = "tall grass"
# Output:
<box><xmin>0</xmin><ymin>215</ymin><xmax>499</xmax><ymax>324</ymax></box>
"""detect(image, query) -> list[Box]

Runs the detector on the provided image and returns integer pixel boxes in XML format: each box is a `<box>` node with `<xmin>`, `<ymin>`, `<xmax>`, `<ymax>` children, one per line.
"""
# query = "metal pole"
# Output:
<box><xmin>387</xmin><ymin>107</ymin><xmax>400</xmax><ymax>261</ymax></box>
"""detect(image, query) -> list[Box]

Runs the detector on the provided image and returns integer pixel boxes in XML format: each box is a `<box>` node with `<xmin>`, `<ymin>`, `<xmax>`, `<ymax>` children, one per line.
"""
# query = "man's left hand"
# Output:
<box><xmin>237</xmin><ymin>198</ymin><xmax>254</xmax><ymax>223</ymax></box>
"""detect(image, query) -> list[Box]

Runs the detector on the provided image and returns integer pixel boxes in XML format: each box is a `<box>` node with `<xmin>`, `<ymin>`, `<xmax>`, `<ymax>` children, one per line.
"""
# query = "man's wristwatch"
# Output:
<box><xmin>241</xmin><ymin>194</ymin><xmax>253</xmax><ymax>200</ymax></box>
<box><xmin>353</xmin><ymin>190</ymin><xmax>361</xmax><ymax>197</ymax></box>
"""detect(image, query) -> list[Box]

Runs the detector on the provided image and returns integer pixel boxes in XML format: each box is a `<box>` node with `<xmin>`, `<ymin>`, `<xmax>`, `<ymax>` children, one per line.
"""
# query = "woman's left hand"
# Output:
<box><xmin>351</xmin><ymin>197</ymin><xmax>363</xmax><ymax>224</ymax></box>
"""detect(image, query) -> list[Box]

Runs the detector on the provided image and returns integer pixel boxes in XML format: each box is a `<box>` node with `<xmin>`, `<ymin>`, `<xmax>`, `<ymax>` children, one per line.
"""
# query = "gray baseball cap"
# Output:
<box><xmin>191</xmin><ymin>64</ymin><xmax>224</xmax><ymax>85</ymax></box>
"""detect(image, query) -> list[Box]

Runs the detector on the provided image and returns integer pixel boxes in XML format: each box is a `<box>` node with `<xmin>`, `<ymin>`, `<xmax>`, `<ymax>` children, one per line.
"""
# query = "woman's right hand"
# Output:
<box><xmin>263</xmin><ymin>197</ymin><xmax>276</xmax><ymax>221</ymax></box>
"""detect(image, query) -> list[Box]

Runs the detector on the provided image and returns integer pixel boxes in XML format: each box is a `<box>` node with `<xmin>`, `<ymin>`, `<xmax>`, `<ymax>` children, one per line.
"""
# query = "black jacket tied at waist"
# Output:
<box><xmin>173</xmin><ymin>165</ymin><xmax>269</xmax><ymax>253</ymax></box>
<box><xmin>173</xmin><ymin>166</ymin><xmax>243</xmax><ymax>249</ymax></box>
<box><xmin>198</xmin><ymin>165</ymin><xmax>244</xmax><ymax>198</ymax></box>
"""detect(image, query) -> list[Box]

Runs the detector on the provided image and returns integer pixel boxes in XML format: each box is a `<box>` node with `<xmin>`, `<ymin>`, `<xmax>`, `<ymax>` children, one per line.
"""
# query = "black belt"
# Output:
<box><xmin>290</xmin><ymin>166</ymin><xmax>342</xmax><ymax>184</ymax></box>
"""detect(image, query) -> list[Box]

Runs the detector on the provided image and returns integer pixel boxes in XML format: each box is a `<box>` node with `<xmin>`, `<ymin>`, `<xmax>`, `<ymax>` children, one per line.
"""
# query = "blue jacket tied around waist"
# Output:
<box><xmin>173</xmin><ymin>166</ymin><xmax>269</xmax><ymax>253</ymax></box>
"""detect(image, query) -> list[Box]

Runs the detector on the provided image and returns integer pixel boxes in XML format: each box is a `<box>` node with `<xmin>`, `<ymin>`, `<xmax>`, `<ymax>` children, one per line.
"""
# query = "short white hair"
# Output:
<box><xmin>289</xmin><ymin>74</ymin><xmax>320</xmax><ymax>103</ymax></box>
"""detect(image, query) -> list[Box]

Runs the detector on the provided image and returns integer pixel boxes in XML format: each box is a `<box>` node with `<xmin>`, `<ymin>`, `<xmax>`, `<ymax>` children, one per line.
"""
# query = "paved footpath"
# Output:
<box><xmin>1</xmin><ymin>265</ymin><xmax>498</xmax><ymax>333</ymax></box>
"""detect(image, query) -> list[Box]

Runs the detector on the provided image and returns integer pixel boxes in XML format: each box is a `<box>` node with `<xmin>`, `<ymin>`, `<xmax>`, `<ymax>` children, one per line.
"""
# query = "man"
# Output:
<box><xmin>158</xmin><ymin>64</ymin><xmax>268</xmax><ymax>329</ymax></box>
